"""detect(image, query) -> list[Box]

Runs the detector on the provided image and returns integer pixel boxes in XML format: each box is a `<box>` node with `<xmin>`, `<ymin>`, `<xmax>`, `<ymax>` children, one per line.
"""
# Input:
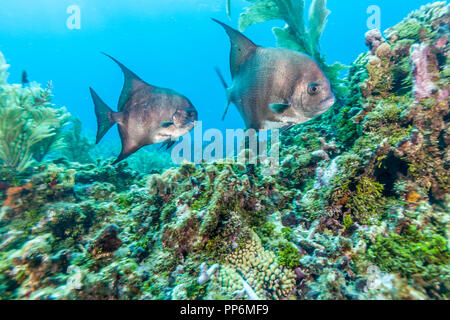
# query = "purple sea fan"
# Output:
<box><xmin>410</xmin><ymin>44</ymin><xmax>438</xmax><ymax>101</ymax></box>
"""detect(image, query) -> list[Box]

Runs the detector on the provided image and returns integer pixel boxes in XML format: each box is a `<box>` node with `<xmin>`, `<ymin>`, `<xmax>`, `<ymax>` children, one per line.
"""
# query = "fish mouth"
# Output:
<box><xmin>181</xmin><ymin>119</ymin><xmax>198</xmax><ymax>129</ymax></box>
<box><xmin>317</xmin><ymin>95</ymin><xmax>336</xmax><ymax>113</ymax></box>
<box><xmin>173</xmin><ymin>120</ymin><xmax>197</xmax><ymax>135</ymax></box>
<box><xmin>173</xmin><ymin>118</ymin><xmax>197</xmax><ymax>129</ymax></box>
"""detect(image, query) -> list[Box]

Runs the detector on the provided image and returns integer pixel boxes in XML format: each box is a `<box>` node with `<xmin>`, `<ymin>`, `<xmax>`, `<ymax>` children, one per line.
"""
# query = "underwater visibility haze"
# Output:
<box><xmin>0</xmin><ymin>0</ymin><xmax>449</xmax><ymax>301</ymax></box>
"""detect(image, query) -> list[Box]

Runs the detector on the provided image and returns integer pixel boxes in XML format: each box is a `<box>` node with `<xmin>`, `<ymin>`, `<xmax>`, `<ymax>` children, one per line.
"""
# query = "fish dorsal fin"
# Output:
<box><xmin>102</xmin><ymin>52</ymin><xmax>149</xmax><ymax>111</ymax></box>
<box><xmin>212</xmin><ymin>19</ymin><xmax>258</xmax><ymax>78</ymax></box>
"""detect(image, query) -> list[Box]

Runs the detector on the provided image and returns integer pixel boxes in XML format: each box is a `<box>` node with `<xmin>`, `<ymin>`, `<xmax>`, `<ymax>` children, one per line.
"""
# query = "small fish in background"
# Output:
<box><xmin>21</xmin><ymin>70</ymin><xmax>29</xmax><ymax>87</ymax></box>
<box><xmin>213</xmin><ymin>19</ymin><xmax>335</xmax><ymax>131</ymax></box>
<box><xmin>90</xmin><ymin>53</ymin><xmax>198</xmax><ymax>164</ymax></box>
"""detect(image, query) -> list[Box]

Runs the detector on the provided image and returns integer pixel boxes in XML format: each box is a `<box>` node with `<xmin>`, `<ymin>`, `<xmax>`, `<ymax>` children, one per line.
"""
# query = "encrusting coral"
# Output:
<box><xmin>0</xmin><ymin>2</ymin><xmax>449</xmax><ymax>301</ymax></box>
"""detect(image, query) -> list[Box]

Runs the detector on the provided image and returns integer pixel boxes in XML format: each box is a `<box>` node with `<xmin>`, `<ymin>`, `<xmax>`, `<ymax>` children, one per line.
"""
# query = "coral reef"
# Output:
<box><xmin>0</xmin><ymin>2</ymin><xmax>449</xmax><ymax>301</ymax></box>
<box><xmin>90</xmin><ymin>139</ymin><xmax>173</xmax><ymax>175</ymax></box>
<box><xmin>62</xmin><ymin>117</ymin><xmax>95</xmax><ymax>164</ymax></box>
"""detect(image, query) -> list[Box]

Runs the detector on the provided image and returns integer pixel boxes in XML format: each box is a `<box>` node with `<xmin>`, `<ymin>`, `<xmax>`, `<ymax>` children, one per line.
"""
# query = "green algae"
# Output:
<box><xmin>395</xmin><ymin>18</ymin><xmax>432</xmax><ymax>41</ymax></box>
<box><xmin>277</xmin><ymin>242</ymin><xmax>301</xmax><ymax>268</ymax></box>
<box><xmin>347</xmin><ymin>177</ymin><xmax>385</xmax><ymax>223</ymax></box>
<box><xmin>367</xmin><ymin>225</ymin><xmax>450</xmax><ymax>281</ymax></box>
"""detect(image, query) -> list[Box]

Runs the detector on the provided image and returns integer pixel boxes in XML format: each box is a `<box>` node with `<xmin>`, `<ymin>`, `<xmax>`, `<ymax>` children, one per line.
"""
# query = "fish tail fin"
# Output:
<box><xmin>90</xmin><ymin>87</ymin><xmax>117</xmax><ymax>144</ymax></box>
<box><xmin>214</xmin><ymin>67</ymin><xmax>231</xmax><ymax>121</ymax></box>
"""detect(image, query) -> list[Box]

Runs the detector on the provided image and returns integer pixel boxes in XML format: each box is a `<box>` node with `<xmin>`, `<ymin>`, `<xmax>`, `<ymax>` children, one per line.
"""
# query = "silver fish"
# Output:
<box><xmin>90</xmin><ymin>53</ymin><xmax>198</xmax><ymax>164</ymax></box>
<box><xmin>213</xmin><ymin>19</ymin><xmax>335</xmax><ymax>130</ymax></box>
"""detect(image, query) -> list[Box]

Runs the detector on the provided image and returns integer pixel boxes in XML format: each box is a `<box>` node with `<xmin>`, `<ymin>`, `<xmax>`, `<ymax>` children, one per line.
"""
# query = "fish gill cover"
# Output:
<box><xmin>0</xmin><ymin>1</ymin><xmax>448</xmax><ymax>300</ymax></box>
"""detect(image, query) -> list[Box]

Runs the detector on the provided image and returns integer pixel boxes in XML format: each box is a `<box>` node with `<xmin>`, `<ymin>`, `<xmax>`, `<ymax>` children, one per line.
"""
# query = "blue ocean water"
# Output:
<box><xmin>0</xmin><ymin>0</ymin><xmax>435</xmax><ymax>145</ymax></box>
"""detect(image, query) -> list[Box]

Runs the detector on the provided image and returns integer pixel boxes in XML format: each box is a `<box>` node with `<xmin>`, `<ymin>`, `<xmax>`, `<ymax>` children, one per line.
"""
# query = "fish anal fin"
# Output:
<box><xmin>212</xmin><ymin>19</ymin><xmax>257</xmax><ymax>77</ymax></box>
<box><xmin>114</xmin><ymin>126</ymin><xmax>142</xmax><ymax>164</ymax></box>
<box><xmin>114</xmin><ymin>143</ymin><xmax>141</xmax><ymax>164</ymax></box>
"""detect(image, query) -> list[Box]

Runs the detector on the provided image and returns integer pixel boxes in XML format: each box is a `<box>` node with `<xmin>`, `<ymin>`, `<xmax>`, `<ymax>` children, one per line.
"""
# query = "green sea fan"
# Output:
<box><xmin>307</xmin><ymin>0</ymin><xmax>330</xmax><ymax>55</ymax></box>
<box><xmin>0</xmin><ymin>52</ymin><xmax>71</xmax><ymax>173</ymax></box>
<box><xmin>0</xmin><ymin>106</ymin><xmax>55</xmax><ymax>173</ymax></box>
<box><xmin>239</xmin><ymin>0</ymin><xmax>285</xmax><ymax>33</ymax></box>
<box><xmin>29</xmin><ymin>104</ymin><xmax>71</xmax><ymax>162</ymax></box>
<box><xmin>238</xmin><ymin>0</ymin><xmax>328</xmax><ymax>58</ymax></box>
<box><xmin>0</xmin><ymin>52</ymin><xmax>9</xmax><ymax>85</ymax></box>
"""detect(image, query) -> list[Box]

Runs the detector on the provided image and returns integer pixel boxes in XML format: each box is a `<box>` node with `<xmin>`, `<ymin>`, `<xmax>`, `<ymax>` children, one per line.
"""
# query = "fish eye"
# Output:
<box><xmin>308</xmin><ymin>83</ymin><xmax>321</xmax><ymax>95</ymax></box>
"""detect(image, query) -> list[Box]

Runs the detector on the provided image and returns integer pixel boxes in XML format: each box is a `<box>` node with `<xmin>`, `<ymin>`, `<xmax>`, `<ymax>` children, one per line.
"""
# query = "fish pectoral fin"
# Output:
<box><xmin>269</xmin><ymin>103</ymin><xmax>291</xmax><ymax>114</ymax></box>
<box><xmin>161</xmin><ymin>121</ymin><xmax>174</xmax><ymax>128</ymax></box>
